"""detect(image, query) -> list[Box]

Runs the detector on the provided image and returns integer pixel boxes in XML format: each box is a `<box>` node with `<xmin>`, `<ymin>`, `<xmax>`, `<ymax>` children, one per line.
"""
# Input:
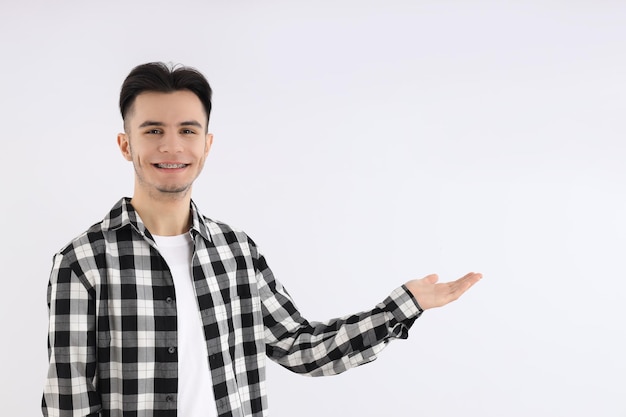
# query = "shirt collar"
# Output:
<box><xmin>102</xmin><ymin>197</ymin><xmax>213</xmax><ymax>243</ymax></box>
<box><xmin>189</xmin><ymin>199</ymin><xmax>212</xmax><ymax>242</ymax></box>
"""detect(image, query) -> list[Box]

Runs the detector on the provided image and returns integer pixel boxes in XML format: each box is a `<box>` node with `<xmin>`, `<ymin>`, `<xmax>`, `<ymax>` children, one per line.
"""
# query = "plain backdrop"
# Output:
<box><xmin>1</xmin><ymin>1</ymin><xmax>624</xmax><ymax>416</ymax></box>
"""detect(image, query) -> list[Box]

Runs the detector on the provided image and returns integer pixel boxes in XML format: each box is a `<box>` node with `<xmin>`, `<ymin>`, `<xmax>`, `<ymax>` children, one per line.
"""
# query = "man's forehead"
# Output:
<box><xmin>133</xmin><ymin>90</ymin><xmax>204</xmax><ymax>109</ymax></box>
<box><xmin>128</xmin><ymin>90</ymin><xmax>208</xmax><ymax>124</ymax></box>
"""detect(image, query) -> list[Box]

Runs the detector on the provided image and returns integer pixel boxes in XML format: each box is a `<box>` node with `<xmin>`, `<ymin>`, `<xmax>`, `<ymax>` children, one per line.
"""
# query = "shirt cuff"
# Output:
<box><xmin>384</xmin><ymin>285</ymin><xmax>424</xmax><ymax>330</ymax></box>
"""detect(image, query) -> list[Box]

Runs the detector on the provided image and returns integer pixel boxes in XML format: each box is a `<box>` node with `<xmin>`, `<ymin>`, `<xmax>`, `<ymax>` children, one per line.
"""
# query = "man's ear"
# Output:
<box><xmin>205</xmin><ymin>133</ymin><xmax>214</xmax><ymax>157</ymax></box>
<box><xmin>117</xmin><ymin>133</ymin><xmax>133</xmax><ymax>161</ymax></box>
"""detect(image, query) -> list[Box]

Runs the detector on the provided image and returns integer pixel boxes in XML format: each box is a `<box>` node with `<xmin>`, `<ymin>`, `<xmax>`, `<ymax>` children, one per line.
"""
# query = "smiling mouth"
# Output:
<box><xmin>154</xmin><ymin>163</ymin><xmax>189</xmax><ymax>169</ymax></box>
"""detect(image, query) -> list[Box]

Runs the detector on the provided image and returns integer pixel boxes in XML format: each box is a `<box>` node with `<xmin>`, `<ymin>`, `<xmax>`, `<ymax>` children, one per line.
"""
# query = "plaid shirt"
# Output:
<box><xmin>43</xmin><ymin>198</ymin><xmax>422</xmax><ymax>417</ymax></box>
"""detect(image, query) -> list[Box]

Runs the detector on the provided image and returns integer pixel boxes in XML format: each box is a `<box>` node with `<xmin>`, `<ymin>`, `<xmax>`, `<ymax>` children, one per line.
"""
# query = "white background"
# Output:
<box><xmin>1</xmin><ymin>1</ymin><xmax>625</xmax><ymax>416</ymax></box>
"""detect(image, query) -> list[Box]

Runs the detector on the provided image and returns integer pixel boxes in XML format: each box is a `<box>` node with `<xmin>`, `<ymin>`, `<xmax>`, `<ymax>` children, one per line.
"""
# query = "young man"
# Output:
<box><xmin>42</xmin><ymin>62</ymin><xmax>482</xmax><ymax>417</ymax></box>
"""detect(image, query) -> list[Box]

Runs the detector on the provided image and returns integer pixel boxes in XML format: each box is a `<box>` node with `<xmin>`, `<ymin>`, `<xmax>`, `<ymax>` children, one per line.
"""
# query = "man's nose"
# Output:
<box><xmin>158</xmin><ymin>131</ymin><xmax>184</xmax><ymax>153</ymax></box>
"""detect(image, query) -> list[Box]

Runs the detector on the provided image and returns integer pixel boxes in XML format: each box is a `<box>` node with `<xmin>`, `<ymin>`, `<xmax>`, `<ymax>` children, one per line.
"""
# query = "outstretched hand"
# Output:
<box><xmin>405</xmin><ymin>272</ymin><xmax>482</xmax><ymax>310</ymax></box>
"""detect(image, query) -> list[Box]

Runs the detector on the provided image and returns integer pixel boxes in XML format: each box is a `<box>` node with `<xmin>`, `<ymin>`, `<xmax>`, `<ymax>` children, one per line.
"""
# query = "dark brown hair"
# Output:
<box><xmin>119</xmin><ymin>62</ymin><xmax>213</xmax><ymax>130</ymax></box>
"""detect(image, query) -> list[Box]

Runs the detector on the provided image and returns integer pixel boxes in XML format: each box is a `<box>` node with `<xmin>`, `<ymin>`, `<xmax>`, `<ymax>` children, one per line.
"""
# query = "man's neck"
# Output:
<box><xmin>130</xmin><ymin>192</ymin><xmax>193</xmax><ymax>237</ymax></box>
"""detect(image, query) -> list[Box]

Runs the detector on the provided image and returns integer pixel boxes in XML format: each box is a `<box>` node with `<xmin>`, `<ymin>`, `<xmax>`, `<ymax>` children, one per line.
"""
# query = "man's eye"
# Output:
<box><xmin>146</xmin><ymin>129</ymin><xmax>162</xmax><ymax>134</ymax></box>
<box><xmin>181</xmin><ymin>129</ymin><xmax>195</xmax><ymax>134</ymax></box>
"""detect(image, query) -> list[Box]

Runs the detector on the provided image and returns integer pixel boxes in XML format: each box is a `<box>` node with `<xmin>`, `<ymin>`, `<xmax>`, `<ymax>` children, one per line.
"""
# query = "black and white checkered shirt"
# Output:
<box><xmin>43</xmin><ymin>198</ymin><xmax>422</xmax><ymax>417</ymax></box>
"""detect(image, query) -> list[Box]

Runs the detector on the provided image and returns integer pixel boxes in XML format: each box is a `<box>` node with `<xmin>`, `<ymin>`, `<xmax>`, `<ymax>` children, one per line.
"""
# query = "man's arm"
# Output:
<box><xmin>42</xmin><ymin>252</ymin><xmax>101</xmax><ymax>417</ymax></box>
<box><xmin>250</xmin><ymin>239</ymin><xmax>481</xmax><ymax>376</ymax></box>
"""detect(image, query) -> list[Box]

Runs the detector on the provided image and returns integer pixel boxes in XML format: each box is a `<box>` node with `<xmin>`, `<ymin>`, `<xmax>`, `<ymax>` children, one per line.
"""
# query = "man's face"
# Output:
<box><xmin>117</xmin><ymin>90</ymin><xmax>213</xmax><ymax>200</ymax></box>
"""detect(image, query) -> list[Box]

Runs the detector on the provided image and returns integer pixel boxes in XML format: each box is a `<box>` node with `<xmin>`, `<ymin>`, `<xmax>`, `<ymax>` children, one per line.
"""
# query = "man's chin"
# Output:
<box><xmin>156</xmin><ymin>185</ymin><xmax>191</xmax><ymax>195</ymax></box>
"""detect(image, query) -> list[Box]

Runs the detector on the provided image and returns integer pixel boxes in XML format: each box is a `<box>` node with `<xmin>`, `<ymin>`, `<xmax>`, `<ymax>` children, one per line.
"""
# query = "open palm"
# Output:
<box><xmin>405</xmin><ymin>272</ymin><xmax>482</xmax><ymax>310</ymax></box>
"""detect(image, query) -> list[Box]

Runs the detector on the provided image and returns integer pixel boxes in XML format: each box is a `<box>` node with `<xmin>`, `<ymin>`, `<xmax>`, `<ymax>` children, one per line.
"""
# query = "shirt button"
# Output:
<box><xmin>166</xmin><ymin>395</ymin><xmax>174</xmax><ymax>403</ymax></box>
<box><xmin>168</xmin><ymin>346</ymin><xmax>176</xmax><ymax>354</ymax></box>
<box><xmin>165</xmin><ymin>297</ymin><xmax>173</xmax><ymax>304</ymax></box>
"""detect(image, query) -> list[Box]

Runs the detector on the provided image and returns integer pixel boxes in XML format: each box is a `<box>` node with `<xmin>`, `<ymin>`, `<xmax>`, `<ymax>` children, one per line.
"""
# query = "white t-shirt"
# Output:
<box><xmin>153</xmin><ymin>233</ymin><xmax>217</xmax><ymax>417</ymax></box>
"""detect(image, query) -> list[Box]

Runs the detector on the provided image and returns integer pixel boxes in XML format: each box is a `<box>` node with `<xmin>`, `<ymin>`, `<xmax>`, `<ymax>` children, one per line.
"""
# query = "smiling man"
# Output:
<box><xmin>117</xmin><ymin>89</ymin><xmax>213</xmax><ymax>235</ymax></box>
<box><xmin>42</xmin><ymin>62</ymin><xmax>482</xmax><ymax>417</ymax></box>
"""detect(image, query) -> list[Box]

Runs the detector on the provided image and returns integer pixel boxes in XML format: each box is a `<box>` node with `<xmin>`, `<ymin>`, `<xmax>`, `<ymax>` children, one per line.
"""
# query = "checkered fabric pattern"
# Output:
<box><xmin>43</xmin><ymin>198</ymin><xmax>423</xmax><ymax>417</ymax></box>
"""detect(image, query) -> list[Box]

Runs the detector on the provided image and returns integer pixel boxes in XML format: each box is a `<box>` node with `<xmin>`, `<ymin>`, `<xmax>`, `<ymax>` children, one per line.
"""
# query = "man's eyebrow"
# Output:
<box><xmin>138</xmin><ymin>120</ymin><xmax>164</xmax><ymax>128</ymax></box>
<box><xmin>179</xmin><ymin>120</ymin><xmax>203</xmax><ymax>128</ymax></box>
<box><xmin>137</xmin><ymin>120</ymin><xmax>204</xmax><ymax>129</ymax></box>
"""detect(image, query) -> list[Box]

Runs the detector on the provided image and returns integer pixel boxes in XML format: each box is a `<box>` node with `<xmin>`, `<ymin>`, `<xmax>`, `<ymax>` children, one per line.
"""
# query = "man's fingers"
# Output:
<box><xmin>461</xmin><ymin>272</ymin><xmax>481</xmax><ymax>281</ymax></box>
<box><xmin>466</xmin><ymin>272</ymin><xmax>483</xmax><ymax>285</ymax></box>
<box><xmin>444</xmin><ymin>272</ymin><xmax>480</xmax><ymax>291</ymax></box>
<box><xmin>452</xmin><ymin>272</ymin><xmax>482</xmax><ymax>294</ymax></box>
<box><xmin>458</xmin><ymin>272</ymin><xmax>482</xmax><ymax>284</ymax></box>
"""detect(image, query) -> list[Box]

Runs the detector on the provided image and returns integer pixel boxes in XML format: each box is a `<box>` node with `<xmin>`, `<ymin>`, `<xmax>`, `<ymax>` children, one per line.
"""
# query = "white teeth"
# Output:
<box><xmin>156</xmin><ymin>163</ymin><xmax>187</xmax><ymax>168</ymax></box>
